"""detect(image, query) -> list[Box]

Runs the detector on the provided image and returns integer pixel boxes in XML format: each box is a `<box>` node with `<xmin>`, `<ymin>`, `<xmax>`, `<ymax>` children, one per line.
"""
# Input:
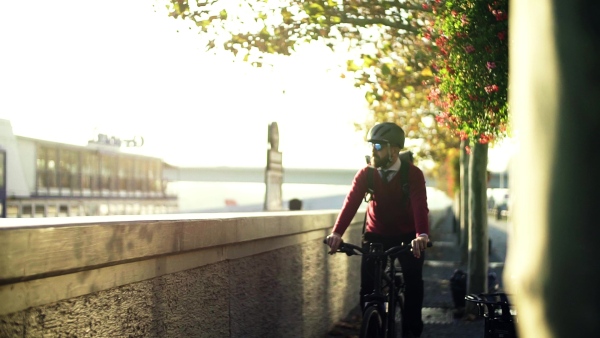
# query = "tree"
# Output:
<box><xmin>428</xmin><ymin>0</ymin><xmax>509</xmax><ymax>143</ymax></box>
<box><xmin>163</xmin><ymin>0</ymin><xmax>428</xmax><ymax>59</ymax></box>
<box><xmin>162</xmin><ymin>0</ymin><xmax>459</xmax><ymax>165</ymax></box>
<box><xmin>351</xmin><ymin>34</ymin><xmax>461</xmax><ymax>164</ymax></box>
<box><xmin>507</xmin><ymin>1</ymin><xmax>600</xmax><ymax>336</ymax></box>
<box><xmin>429</xmin><ymin>0</ymin><xmax>509</xmax><ymax>307</ymax></box>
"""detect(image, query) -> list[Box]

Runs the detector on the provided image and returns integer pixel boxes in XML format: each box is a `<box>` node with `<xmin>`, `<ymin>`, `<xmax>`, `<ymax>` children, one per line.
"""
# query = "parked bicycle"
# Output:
<box><xmin>466</xmin><ymin>292</ymin><xmax>518</xmax><ymax>338</ymax></box>
<box><xmin>324</xmin><ymin>239</ymin><xmax>432</xmax><ymax>338</ymax></box>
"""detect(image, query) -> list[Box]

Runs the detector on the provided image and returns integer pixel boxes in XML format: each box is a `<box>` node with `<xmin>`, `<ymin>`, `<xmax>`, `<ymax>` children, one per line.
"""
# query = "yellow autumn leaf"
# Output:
<box><xmin>421</xmin><ymin>67</ymin><xmax>433</xmax><ymax>77</ymax></box>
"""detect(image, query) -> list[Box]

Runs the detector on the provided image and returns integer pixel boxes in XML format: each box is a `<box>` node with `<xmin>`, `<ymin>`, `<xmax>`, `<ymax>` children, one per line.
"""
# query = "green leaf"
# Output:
<box><xmin>196</xmin><ymin>20</ymin><xmax>211</xmax><ymax>28</ymax></box>
<box><xmin>281</xmin><ymin>8</ymin><xmax>293</xmax><ymax>24</ymax></box>
<box><xmin>220</xmin><ymin>9</ymin><xmax>227</xmax><ymax>20</ymax></box>
<box><xmin>381</xmin><ymin>64</ymin><xmax>391</xmax><ymax>76</ymax></box>
<box><xmin>305</xmin><ymin>3</ymin><xmax>325</xmax><ymax>16</ymax></box>
<box><xmin>347</xmin><ymin>60</ymin><xmax>360</xmax><ymax>72</ymax></box>
<box><xmin>259</xmin><ymin>26</ymin><xmax>270</xmax><ymax>39</ymax></box>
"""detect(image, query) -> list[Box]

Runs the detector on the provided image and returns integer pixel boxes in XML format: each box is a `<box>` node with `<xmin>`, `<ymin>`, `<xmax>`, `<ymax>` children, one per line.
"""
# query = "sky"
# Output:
<box><xmin>0</xmin><ymin>0</ymin><xmax>372</xmax><ymax>169</ymax></box>
<box><xmin>0</xmin><ymin>0</ymin><xmax>512</xmax><ymax>172</ymax></box>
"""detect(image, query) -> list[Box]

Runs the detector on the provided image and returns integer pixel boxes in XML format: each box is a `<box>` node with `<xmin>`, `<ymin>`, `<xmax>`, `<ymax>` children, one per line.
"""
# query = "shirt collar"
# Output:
<box><xmin>382</xmin><ymin>157</ymin><xmax>401</xmax><ymax>172</ymax></box>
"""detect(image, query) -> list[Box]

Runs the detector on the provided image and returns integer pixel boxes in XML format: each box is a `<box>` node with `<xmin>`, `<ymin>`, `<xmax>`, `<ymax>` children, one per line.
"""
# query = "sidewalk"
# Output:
<box><xmin>325</xmin><ymin>207</ymin><xmax>506</xmax><ymax>338</ymax></box>
<box><xmin>419</xmin><ymin>208</ymin><xmax>489</xmax><ymax>338</ymax></box>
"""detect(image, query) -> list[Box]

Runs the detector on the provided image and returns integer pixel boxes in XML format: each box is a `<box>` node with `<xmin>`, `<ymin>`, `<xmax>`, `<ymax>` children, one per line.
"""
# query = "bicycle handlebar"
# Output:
<box><xmin>322</xmin><ymin>238</ymin><xmax>432</xmax><ymax>257</ymax></box>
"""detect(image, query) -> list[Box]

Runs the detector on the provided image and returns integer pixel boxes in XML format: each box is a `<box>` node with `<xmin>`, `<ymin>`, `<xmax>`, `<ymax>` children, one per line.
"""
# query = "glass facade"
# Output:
<box><xmin>100</xmin><ymin>154</ymin><xmax>117</xmax><ymax>191</ymax></box>
<box><xmin>46</xmin><ymin>148</ymin><xmax>57</xmax><ymax>189</ymax></box>
<box><xmin>0</xmin><ymin>150</ymin><xmax>4</xmax><ymax>187</ymax></box>
<box><xmin>0</xmin><ymin>149</ymin><xmax>5</xmax><ymax>218</ymax></box>
<box><xmin>119</xmin><ymin>157</ymin><xmax>134</xmax><ymax>191</ymax></box>
<box><xmin>59</xmin><ymin>149</ymin><xmax>80</xmax><ymax>190</ymax></box>
<box><xmin>36</xmin><ymin>146</ymin><xmax>47</xmax><ymax>190</ymax></box>
<box><xmin>5</xmin><ymin>140</ymin><xmax>177</xmax><ymax>218</ymax></box>
<box><xmin>35</xmin><ymin>144</ymin><xmax>166</xmax><ymax>196</ymax></box>
<box><xmin>82</xmin><ymin>152</ymin><xmax>99</xmax><ymax>191</ymax></box>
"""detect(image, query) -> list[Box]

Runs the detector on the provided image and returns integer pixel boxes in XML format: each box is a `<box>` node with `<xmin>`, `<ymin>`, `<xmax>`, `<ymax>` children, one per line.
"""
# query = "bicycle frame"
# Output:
<box><xmin>362</xmin><ymin>242</ymin><xmax>406</xmax><ymax>338</ymax></box>
<box><xmin>325</xmin><ymin>239</ymin><xmax>413</xmax><ymax>338</ymax></box>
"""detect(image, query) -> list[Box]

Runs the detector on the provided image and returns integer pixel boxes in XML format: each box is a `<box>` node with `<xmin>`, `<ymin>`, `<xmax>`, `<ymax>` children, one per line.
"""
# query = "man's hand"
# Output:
<box><xmin>326</xmin><ymin>232</ymin><xmax>342</xmax><ymax>255</ymax></box>
<box><xmin>411</xmin><ymin>234</ymin><xmax>429</xmax><ymax>259</ymax></box>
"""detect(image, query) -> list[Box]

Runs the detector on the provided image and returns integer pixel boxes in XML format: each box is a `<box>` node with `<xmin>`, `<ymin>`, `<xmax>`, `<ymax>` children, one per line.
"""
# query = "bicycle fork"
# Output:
<box><xmin>362</xmin><ymin>243</ymin><xmax>397</xmax><ymax>338</ymax></box>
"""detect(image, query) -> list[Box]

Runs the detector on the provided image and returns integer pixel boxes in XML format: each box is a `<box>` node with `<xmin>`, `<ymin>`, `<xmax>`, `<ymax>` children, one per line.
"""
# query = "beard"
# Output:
<box><xmin>371</xmin><ymin>154</ymin><xmax>390</xmax><ymax>168</ymax></box>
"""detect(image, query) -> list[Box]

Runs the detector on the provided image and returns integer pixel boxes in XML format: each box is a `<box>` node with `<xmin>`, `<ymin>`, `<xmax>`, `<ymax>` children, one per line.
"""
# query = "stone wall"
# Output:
<box><xmin>0</xmin><ymin>211</ymin><xmax>363</xmax><ymax>337</ymax></box>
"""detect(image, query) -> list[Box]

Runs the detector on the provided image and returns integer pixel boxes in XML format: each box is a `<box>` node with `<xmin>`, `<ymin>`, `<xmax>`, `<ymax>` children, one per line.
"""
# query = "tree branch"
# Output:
<box><xmin>392</xmin><ymin>0</ymin><xmax>434</xmax><ymax>14</ymax></box>
<box><xmin>341</xmin><ymin>16</ymin><xmax>421</xmax><ymax>34</ymax></box>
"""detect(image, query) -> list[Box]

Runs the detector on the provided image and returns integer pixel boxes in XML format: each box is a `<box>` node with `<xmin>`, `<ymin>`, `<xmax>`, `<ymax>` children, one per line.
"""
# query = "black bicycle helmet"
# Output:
<box><xmin>367</xmin><ymin>122</ymin><xmax>405</xmax><ymax>148</ymax></box>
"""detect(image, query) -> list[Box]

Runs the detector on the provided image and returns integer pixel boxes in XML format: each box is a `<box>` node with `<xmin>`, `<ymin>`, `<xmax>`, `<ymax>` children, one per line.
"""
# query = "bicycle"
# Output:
<box><xmin>324</xmin><ymin>239</ymin><xmax>432</xmax><ymax>338</ymax></box>
<box><xmin>465</xmin><ymin>292</ymin><xmax>518</xmax><ymax>338</ymax></box>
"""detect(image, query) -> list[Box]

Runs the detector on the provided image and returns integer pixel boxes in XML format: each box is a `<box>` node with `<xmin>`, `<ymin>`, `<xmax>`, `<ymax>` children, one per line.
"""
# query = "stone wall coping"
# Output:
<box><xmin>0</xmin><ymin>210</ymin><xmax>355</xmax><ymax>282</ymax></box>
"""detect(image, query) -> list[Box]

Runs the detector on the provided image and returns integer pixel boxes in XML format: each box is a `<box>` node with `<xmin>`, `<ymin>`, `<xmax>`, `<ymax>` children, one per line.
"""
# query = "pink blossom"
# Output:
<box><xmin>494</xmin><ymin>10</ymin><xmax>508</xmax><ymax>21</ymax></box>
<box><xmin>479</xmin><ymin>134</ymin><xmax>492</xmax><ymax>144</ymax></box>
<box><xmin>464</xmin><ymin>45</ymin><xmax>475</xmax><ymax>53</ymax></box>
<box><xmin>435</xmin><ymin>112</ymin><xmax>449</xmax><ymax>124</ymax></box>
<box><xmin>427</xmin><ymin>88</ymin><xmax>441</xmax><ymax>101</ymax></box>
<box><xmin>486</xmin><ymin>62</ymin><xmax>496</xmax><ymax>70</ymax></box>
<box><xmin>435</xmin><ymin>36</ymin><xmax>448</xmax><ymax>45</ymax></box>
<box><xmin>461</xmin><ymin>14</ymin><xmax>469</xmax><ymax>25</ymax></box>
<box><xmin>485</xmin><ymin>84</ymin><xmax>499</xmax><ymax>94</ymax></box>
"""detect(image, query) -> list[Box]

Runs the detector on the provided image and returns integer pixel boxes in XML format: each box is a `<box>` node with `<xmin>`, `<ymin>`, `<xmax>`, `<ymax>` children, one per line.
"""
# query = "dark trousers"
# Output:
<box><xmin>361</xmin><ymin>232</ymin><xmax>425</xmax><ymax>336</ymax></box>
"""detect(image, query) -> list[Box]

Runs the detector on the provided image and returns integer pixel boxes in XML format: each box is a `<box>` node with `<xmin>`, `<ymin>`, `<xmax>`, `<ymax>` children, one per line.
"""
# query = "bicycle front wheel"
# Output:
<box><xmin>388</xmin><ymin>293</ymin><xmax>404</xmax><ymax>338</ymax></box>
<box><xmin>360</xmin><ymin>305</ymin><xmax>384</xmax><ymax>338</ymax></box>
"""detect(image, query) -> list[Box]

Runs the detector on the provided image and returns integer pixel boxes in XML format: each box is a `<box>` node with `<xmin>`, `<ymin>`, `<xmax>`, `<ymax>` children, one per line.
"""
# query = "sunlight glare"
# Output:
<box><xmin>0</xmin><ymin>0</ymin><xmax>371</xmax><ymax>170</ymax></box>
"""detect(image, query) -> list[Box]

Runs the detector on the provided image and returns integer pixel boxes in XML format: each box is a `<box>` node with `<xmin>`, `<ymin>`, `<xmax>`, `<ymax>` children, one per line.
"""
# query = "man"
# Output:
<box><xmin>326</xmin><ymin>122</ymin><xmax>429</xmax><ymax>338</ymax></box>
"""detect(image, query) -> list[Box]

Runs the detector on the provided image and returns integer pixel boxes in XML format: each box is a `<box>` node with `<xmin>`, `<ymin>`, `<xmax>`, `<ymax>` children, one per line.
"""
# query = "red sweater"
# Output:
<box><xmin>332</xmin><ymin>163</ymin><xmax>430</xmax><ymax>237</ymax></box>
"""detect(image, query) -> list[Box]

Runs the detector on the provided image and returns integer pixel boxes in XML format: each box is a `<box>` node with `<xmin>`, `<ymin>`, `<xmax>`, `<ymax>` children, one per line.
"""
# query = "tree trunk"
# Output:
<box><xmin>507</xmin><ymin>0</ymin><xmax>600</xmax><ymax>336</ymax></box>
<box><xmin>466</xmin><ymin>142</ymin><xmax>489</xmax><ymax>314</ymax></box>
<box><xmin>459</xmin><ymin>140</ymin><xmax>469</xmax><ymax>264</ymax></box>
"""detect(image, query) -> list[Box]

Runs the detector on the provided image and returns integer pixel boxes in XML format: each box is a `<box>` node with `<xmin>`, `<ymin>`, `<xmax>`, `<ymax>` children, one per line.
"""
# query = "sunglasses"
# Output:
<box><xmin>370</xmin><ymin>142</ymin><xmax>388</xmax><ymax>151</ymax></box>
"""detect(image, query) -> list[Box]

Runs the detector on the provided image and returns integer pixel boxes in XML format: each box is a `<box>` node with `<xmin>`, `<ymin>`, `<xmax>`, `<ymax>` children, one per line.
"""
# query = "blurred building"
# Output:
<box><xmin>0</xmin><ymin>119</ymin><xmax>177</xmax><ymax>218</ymax></box>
